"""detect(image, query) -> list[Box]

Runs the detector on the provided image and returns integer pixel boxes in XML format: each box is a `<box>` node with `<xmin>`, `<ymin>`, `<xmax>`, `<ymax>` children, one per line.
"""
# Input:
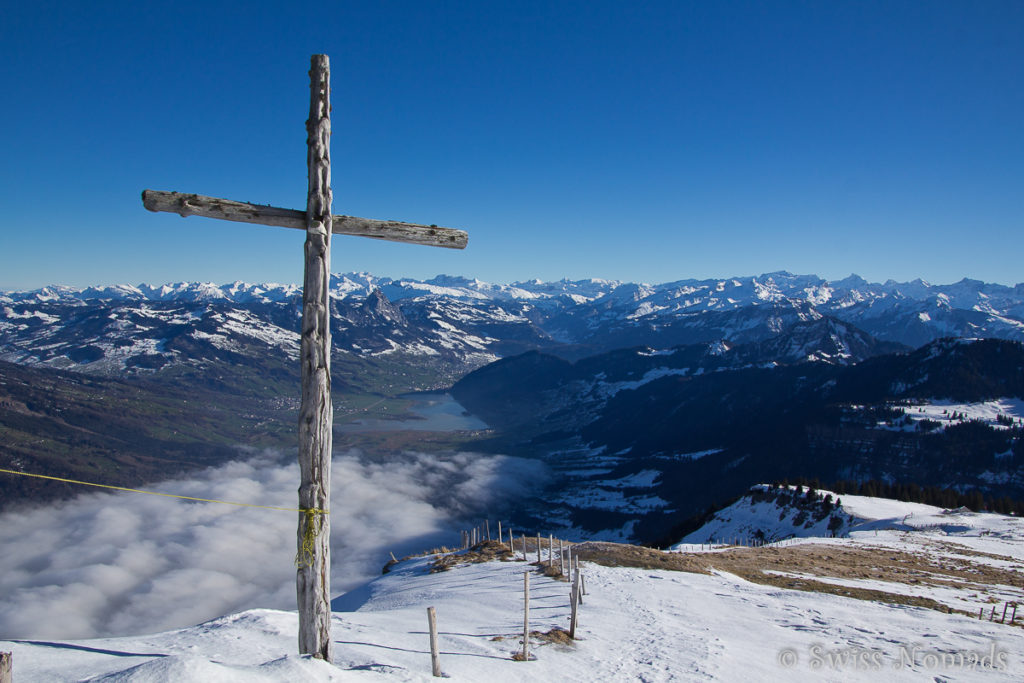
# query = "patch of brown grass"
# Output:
<box><xmin>382</xmin><ymin>545</ymin><xmax>461</xmax><ymax>573</ymax></box>
<box><xmin>507</xmin><ymin>628</ymin><xmax>575</xmax><ymax>660</ymax></box>
<box><xmin>571</xmin><ymin>540</ymin><xmax>1023</xmax><ymax>621</ymax></box>
<box><xmin>430</xmin><ymin>540</ymin><xmax>514</xmax><ymax>573</ymax></box>
<box><xmin>533</xmin><ymin>627</ymin><xmax>574</xmax><ymax>646</ymax></box>
<box><xmin>539</xmin><ymin>561</ymin><xmax>567</xmax><ymax>580</ymax></box>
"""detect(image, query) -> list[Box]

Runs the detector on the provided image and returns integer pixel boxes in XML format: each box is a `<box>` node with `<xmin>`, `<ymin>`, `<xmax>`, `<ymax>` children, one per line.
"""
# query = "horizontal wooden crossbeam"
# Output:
<box><xmin>142</xmin><ymin>190</ymin><xmax>467</xmax><ymax>249</ymax></box>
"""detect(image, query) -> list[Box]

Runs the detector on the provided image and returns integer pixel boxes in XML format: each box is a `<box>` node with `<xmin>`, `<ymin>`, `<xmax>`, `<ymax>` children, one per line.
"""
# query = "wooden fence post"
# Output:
<box><xmin>0</xmin><ymin>652</ymin><xmax>10</xmax><ymax>683</ymax></box>
<box><xmin>427</xmin><ymin>607</ymin><xmax>442</xmax><ymax>677</ymax></box>
<box><xmin>486</xmin><ymin>519</ymin><xmax>491</xmax><ymax>541</ymax></box>
<box><xmin>577</xmin><ymin>552</ymin><xmax>585</xmax><ymax>602</ymax></box>
<box><xmin>548</xmin><ymin>534</ymin><xmax>554</xmax><ymax>563</ymax></box>
<box><xmin>576</xmin><ymin>554</ymin><xmax>584</xmax><ymax>603</ymax></box>
<box><xmin>1002</xmin><ymin>603</ymin><xmax>1009</xmax><ymax>623</ymax></box>
<box><xmin>522</xmin><ymin>534</ymin><xmax>527</xmax><ymax>561</ymax></box>
<box><xmin>536</xmin><ymin>533</ymin><xmax>541</xmax><ymax>564</ymax></box>
<box><xmin>979</xmin><ymin>607</ymin><xmax>984</xmax><ymax>620</ymax></box>
<box><xmin>559</xmin><ymin>539</ymin><xmax>565</xmax><ymax>574</ymax></box>
<box><xmin>498</xmin><ymin>520</ymin><xmax>502</xmax><ymax>545</ymax></box>
<box><xmin>522</xmin><ymin>571</ymin><xmax>531</xmax><ymax>661</ymax></box>
<box><xmin>569</xmin><ymin>568</ymin><xmax>580</xmax><ymax>639</ymax></box>
<box><xmin>990</xmin><ymin>606</ymin><xmax>996</xmax><ymax>621</ymax></box>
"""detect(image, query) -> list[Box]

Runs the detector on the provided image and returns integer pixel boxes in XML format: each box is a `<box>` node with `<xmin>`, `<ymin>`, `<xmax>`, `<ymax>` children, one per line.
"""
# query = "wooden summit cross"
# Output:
<box><xmin>141</xmin><ymin>54</ymin><xmax>468</xmax><ymax>662</ymax></box>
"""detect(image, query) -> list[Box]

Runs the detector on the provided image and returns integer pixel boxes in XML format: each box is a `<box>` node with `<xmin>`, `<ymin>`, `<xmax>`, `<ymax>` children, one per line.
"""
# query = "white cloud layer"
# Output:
<box><xmin>0</xmin><ymin>449</ymin><xmax>547</xmax><ymax>639</ymax></box>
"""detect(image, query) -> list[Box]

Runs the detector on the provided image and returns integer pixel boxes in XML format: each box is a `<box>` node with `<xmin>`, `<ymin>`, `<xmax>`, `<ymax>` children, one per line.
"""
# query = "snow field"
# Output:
<box><xmin>875</xmin><ymin>398</ymin><xmax>1024</xmax><ymax>432</ymax></box>
<box><xmin>4</xmin><ymin>492</ymin><xmax>1024</xmax><ymax>681</ymax></box>
<box><xmin>6</xmin><ymin>546</ymin><xmax>1024</xmax><ymax>681</ymax></box>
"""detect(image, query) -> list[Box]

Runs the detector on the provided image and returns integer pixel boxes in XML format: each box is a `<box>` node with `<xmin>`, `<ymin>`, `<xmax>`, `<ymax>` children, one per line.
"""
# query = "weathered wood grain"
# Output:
<box><xmin>142</xmin><ymin>190</ymin><xmax>467</xmax><ymax>249</ymax></box>
<box><xmin>427</xmin><ymin>606</ymin><xmax>442</xmax><ymax>677</ymax></box>
<box><xmin>142</xmin><ymin>52</ymin><xmax>471</xmax><ymax>663</ymax></box>
<box><xmin>522</xmin><ymin>570</ymin><xmax>531</xmax><ymax>661</ymax></box>
<box><xmin>296</xmin><ymin>53</ymin><xmax>333</xmax><ymax>663</ymax></box>
<box><xmin>569</xmin><ymin>567</ymin><xmax>580</xmax><ymax>639</ymax></box>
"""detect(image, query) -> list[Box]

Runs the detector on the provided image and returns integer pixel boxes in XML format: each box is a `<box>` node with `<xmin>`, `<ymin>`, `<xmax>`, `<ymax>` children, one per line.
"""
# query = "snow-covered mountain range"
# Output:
<box><xmin>3</xmin><ymin>271</ymin><xmax>1024</xmax><ymax>382</ymax></box>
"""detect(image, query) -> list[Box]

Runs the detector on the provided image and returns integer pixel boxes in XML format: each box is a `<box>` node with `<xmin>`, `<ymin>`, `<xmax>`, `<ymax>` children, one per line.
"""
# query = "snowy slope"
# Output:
<box><xmin>676</xmin><ymin>486</ymin><xmax>1005</xmax><ymax>546</ymax></box>
<box><xmin>3</xmin><ymin>548</ymin><xmax>1022</xmax><ymax>681</ymax></box>
<box><xmin>5</xmin><ymin>500</ymin><xmax>1024</xmax><ymax>682</ymax></box>
<box><xmin>676</xmin><ymin>485</ymin><xmax>853</xmax><ymax>545</ymax></box>
<box><xmin>872</xmin><ymin>398</ymin><xmax>1024</xmax><ymax>433</ymax></box>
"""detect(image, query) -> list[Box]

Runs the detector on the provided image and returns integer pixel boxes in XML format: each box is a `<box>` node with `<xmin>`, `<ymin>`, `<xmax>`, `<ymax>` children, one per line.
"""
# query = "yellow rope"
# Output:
<box><xmin>1</xmin><ymin>467</ymin><xmax>329</xmax><ymax>568</ymax></box>
<box><xmin>0</xmin><ymin>467</ymin><xmax>328</xmax><ymax>517</ymax></box>
<box><xmin>296</xmin><ymin>508</ymin><xmax>324</xmax><ymax>569</ymax></box>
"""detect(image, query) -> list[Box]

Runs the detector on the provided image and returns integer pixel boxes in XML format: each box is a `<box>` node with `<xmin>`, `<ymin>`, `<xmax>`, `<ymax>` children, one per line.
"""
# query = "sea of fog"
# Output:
<box><xmin>0</xmin><ymin>445</ymin><xmax>548</xmax><ymax>640</ymax></box>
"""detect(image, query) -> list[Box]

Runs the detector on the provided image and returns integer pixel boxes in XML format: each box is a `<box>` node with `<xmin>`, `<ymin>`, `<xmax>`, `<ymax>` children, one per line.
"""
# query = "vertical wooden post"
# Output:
<box><xmin>297</xmin><ymin>53</ymin><xmax>333</xmax><ymax>663</ymax></box>
<box><xmin>548</xmin><ymin>534</ymin><xmax>554</xmax><ymax>563</ymax></box>
<box><xmin>1002</xmin><ymin>602</ymin><xmax>1009</xmax><ymax>623</ymax></box>
<box><xmin>497</xmin><ymin>520</ymin><xmax>502</xmax><ymax>545</ymax></box>
<box><xmin>559</xmin><ymin>539</ymin><xmax>564</xmax><ymax>574</ymax></box>
<box><xmin>522</xmin><ymin>571</ymin><xmax>531</xmax><ymax>661</ymax></box>
<box><xmin>990</xmin><ymin>606</ymin><xmax>996</xmax><ymax>621</ymax></box>
<box><xmin>536</xmin><ymin>533</ymin><xmax>541</xmax><ymax>564</ymax></box>
<box><xmin>522</xmin><ymin>534</ymin><xmax>527</xmax><ymax>561</ymax></box>
<box><xmin>0</xmin><ymin>652</ymin><xmax>10</xmax><ymax>683</ymax></box>
<box><xmin>486</xmin><ymin>519</ymin><xmax>491</xmax><ymax>541</ymax></box>
<box><xmin>577</xmin><ymin>554</ymin><xmax>584</xmax><ymax>603</ymax></box>
<box><xmin>569</xmin><ymin>568</ymin><xmax>580</xmax><ymax>639</ymax></box>
<box><xmin>427</xmin><ymin>606</ymin><xmax>442</xmax><ymax>677</ymax></box>
<box><xmin>979</xmin><ymin>607</ymin><xmax>984</xmax><ymax>620</ymax></box>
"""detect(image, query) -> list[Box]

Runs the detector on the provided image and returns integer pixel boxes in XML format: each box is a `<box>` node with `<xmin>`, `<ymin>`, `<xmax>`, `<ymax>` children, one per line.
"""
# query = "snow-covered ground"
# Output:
<box><xmin>873</xmin><ymin>398</ymin><xmax>1024</xmax><ymax>432</ymax></box>
<box><xmin>674</xmin><ymin>486</ymin><xmax>851</xmax><ymax>546</ymax></box>
<box><xmin>4</xmin><ymin>496</ymin><xmax>1024</xmax><ymax>681</ymax></box>
<box><xmin>674</xmin><ymin>485</ymin><xmax>1014</xmax><ymax>547</ymax></box>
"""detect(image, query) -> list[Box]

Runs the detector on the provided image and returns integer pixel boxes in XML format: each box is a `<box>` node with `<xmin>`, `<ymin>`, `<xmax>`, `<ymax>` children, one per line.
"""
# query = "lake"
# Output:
<box><xmin>336</xmin><ymin>393</ymin><xmax>488</xmax><ymax>433</ymax></box>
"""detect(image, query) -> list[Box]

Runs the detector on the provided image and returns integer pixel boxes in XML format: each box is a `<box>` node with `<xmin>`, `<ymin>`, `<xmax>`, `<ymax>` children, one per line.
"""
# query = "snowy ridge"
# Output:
<box><xmin>4</xmin><ymin>270</ymin><xmax>1024</xmax><ymax>317</ymax></box>
<box><xmin>676</xmin><ymin>485</ymin><xmax>1009</xmax><ymax>548</ymax></box>
<box><xmin>4</xmin><ymin>270</ymin><xmax>1024</xmax><ymax>381</ymax></box>
<box><xmin>677</xmin><ymin>485</ymin><xmax>854</xmax><ymax>545</ymax></box>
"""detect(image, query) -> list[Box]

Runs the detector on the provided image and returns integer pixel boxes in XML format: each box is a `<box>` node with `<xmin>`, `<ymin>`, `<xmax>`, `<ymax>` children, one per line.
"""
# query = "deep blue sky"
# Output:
<box><xmin>2</xmin><ymin>1</ymin><xmax>1021</xmax><ymax>290</ymax></box>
